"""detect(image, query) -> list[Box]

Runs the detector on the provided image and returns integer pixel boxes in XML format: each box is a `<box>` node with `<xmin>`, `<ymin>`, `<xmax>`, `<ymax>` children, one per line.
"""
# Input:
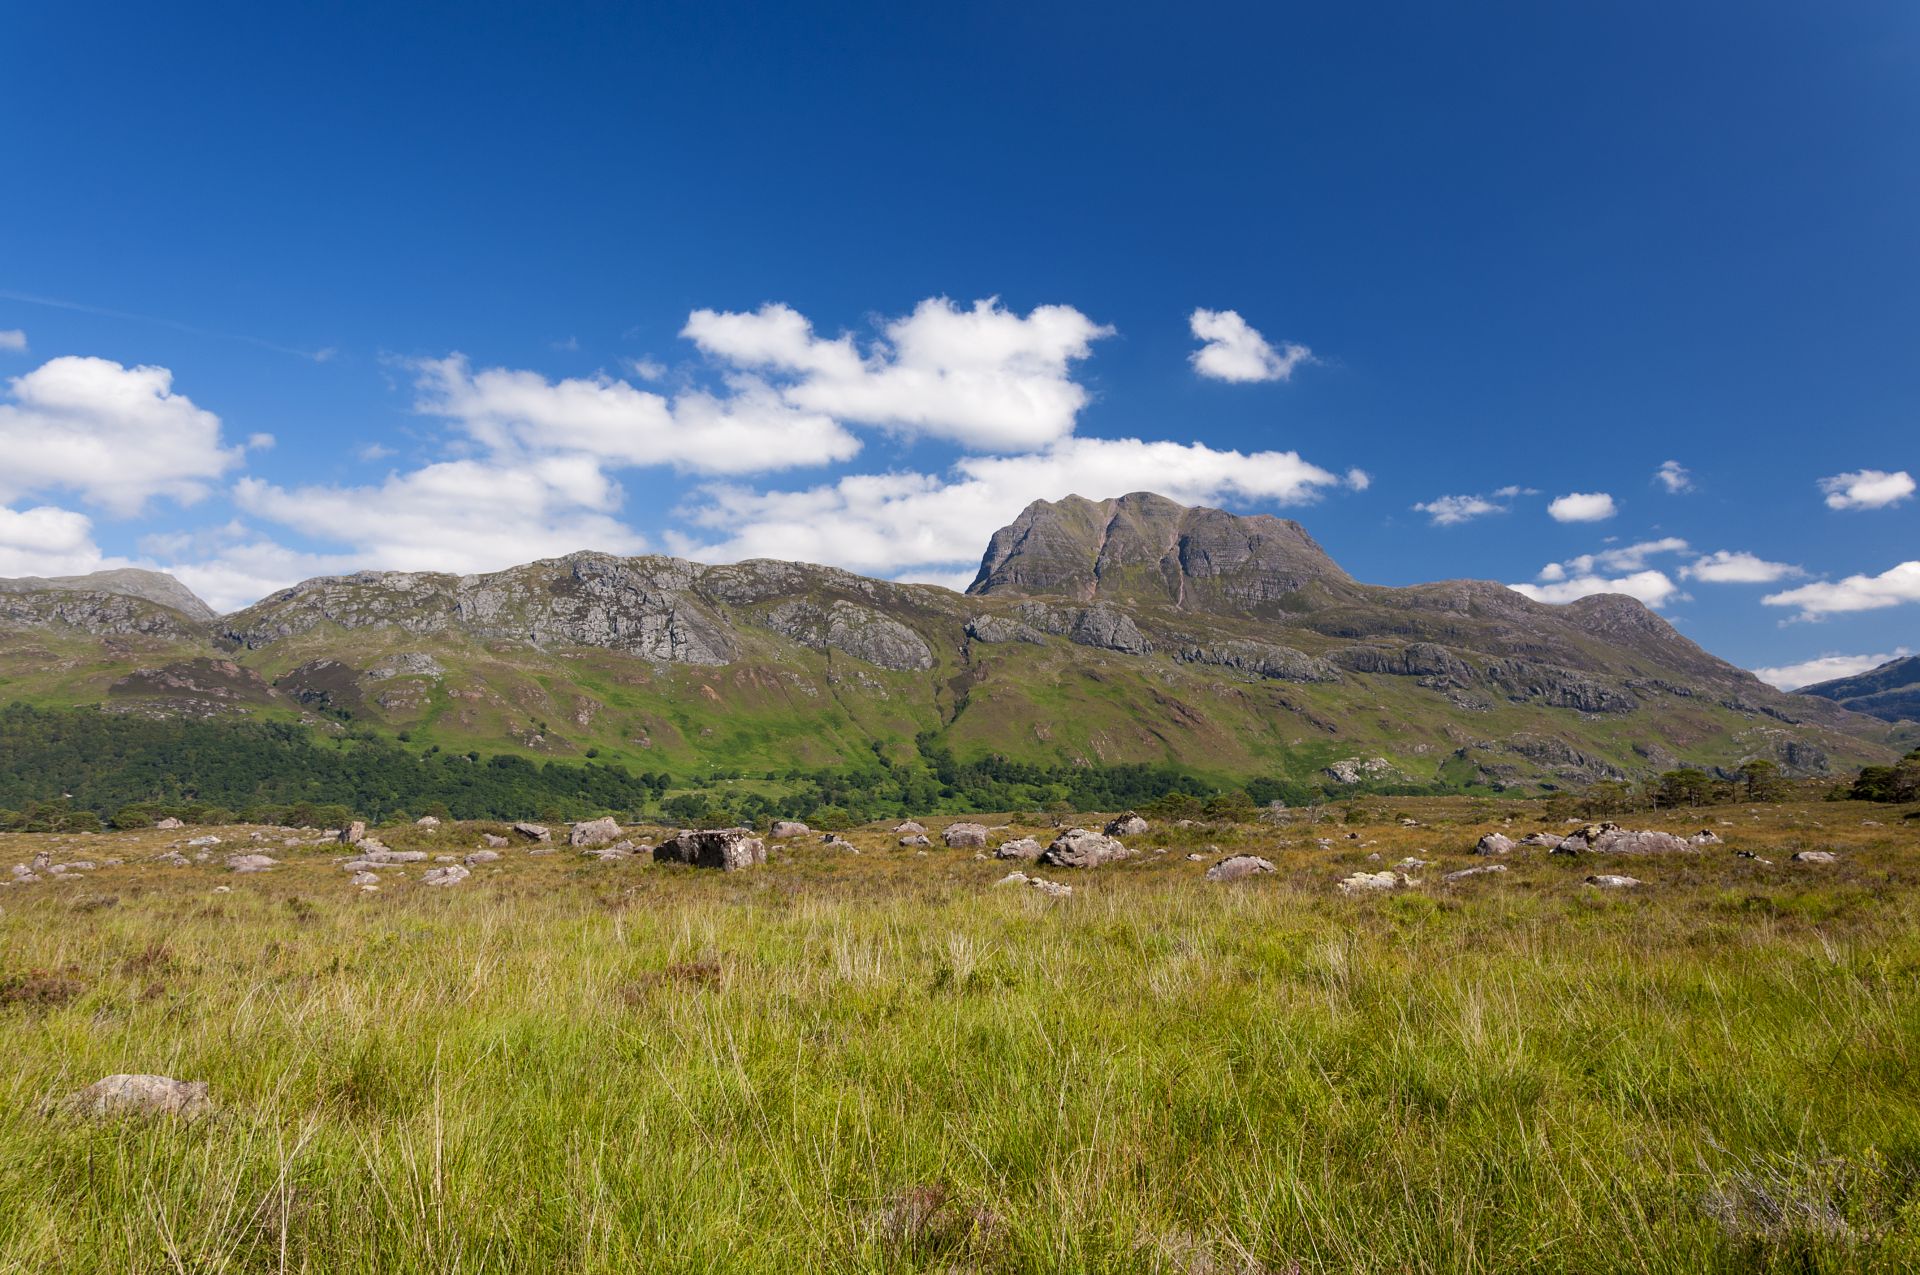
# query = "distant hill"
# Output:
<box><xmin>1796</xmin><ymin>655</ymin><xmax>1920</xmax><ymax>723</ymax></box>
<box><xmin>0</xmin><ymin>568</ymin><xmax>216</xmax><ymax>622</ymax></box>
<box><xmin>0</xmin><ymin>492</ymin><xmax>1899</xmax><ymax>790</ymax></box>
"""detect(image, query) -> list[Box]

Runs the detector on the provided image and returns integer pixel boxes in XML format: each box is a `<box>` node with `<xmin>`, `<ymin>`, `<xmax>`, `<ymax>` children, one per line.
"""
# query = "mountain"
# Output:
<box><xmin>0</xmin><ymin>493</ymin><xmax>1897</xmax><ymax>790</ymax></box>
<box><xmin>0</xmin><ymin>568</ymin><xmax>218</xmax><ymax>622</ymax></box>
<box><xmin>1796</xmin><ymin>655</ymin><xmax>1920</xmax><ymax>723</ymax></box>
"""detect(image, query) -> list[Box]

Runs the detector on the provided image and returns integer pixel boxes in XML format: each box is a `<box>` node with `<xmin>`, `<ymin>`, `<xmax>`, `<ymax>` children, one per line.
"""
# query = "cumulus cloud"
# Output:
<box><xmin>1764</xmin><ymin>560</ymin><xmax>1920</xmax><ymax>620</ymax></box>
<box><xmin>0</xmin><ymin>330</ymin><xmax>25</xmax><ymax>353</ymax></box>
<box><xmin>1655</xmin><ymin>460</ymin><xmax>1692</xmax><ymax>493</ymax></box>
<box><xmin>1752</xmin><ymin>648</ymin><xmax>1911</xmax><ymax>691</ymax></box>
<box><xmin>413</xmin><ymin>354</ymin><xmax>860</xmax><ymax>476</ymax></box>
<box><xmin>1546</xmin><ymin>491</ymin><xmax>1617</xmax><ymax>523</ymax></box>
<box><xmin>1820</xmin><ymin>469</ymin><xmax>1915</xmax><ymax>511</ymax></box>
<box><xmin>1414</xmin><ymin>494</ymin><xmax>1506</xmax><ymax>526</ymax></box>
<box><xmin>0</xmin><ymin>356</ymin><xmax>245</xmax><ymax>515</ymax></box>
<box><xmin>1681</xmin><ymin>550</ymin><xmax>1803</xmax><ymax>584</ymax></box>
<box><xmin>1187</xmin><ymin>308</ymin><xmax>1315</xmax><ymax>383</ymax></box>
<box><xmin>0</xmin><ymin>503</ymin><xmax>117</xmax><ymax>577</ymax></box>
<box><xmin>1512</xmin><ymin>537</ymin><xmax>1689</xmax><ymax>607</ymax></box>
<box><xmin>669</xmin><ymin>436</ymin><xmax>1352</xmax><ymax>581</ymax></box>
<box><xmin>683</xmin><ymin>297</ymin><xmax>1113</xmax><ymax>450</ymax></box>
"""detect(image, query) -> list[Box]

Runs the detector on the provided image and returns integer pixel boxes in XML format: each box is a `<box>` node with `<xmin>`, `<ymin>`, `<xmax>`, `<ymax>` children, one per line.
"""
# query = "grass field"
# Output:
<box><xmin>3</xmin><ymin>799</ymin><xmax>1918</xmax><ymax>1272</ymax></box>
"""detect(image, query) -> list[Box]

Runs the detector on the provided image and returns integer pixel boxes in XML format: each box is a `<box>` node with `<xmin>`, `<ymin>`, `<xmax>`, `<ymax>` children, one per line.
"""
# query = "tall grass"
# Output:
<box><xmin>2</xmin><ymin>800</ymin><xmax>1917</xmax><ymax>1271</ymax></box>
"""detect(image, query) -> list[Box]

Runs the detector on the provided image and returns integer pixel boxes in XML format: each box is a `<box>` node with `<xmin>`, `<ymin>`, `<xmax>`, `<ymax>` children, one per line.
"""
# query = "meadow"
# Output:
<box><xmin>2</xmin><ymin>798</ymin><xmax>1917</xmax><ymax>1273</ymax></box>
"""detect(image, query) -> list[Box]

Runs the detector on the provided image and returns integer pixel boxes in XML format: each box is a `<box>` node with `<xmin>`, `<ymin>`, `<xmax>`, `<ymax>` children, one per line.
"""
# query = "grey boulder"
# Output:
<box><xmin>653</xmin><ymin>828</ymin><xmax>766</xmax><ymax>871</ymax></box>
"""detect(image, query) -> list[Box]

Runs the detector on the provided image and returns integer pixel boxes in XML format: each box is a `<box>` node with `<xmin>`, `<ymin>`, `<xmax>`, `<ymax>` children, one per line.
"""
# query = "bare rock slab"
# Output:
<box><xmin>67</xmin><ymin>1074</ymin><xmax>210</xmax><ymax>1119</ymax></box>
<box><xmin>653</xmin><ymin>828</ymin><xmax>765</xmax><ymax>871</ymax></box>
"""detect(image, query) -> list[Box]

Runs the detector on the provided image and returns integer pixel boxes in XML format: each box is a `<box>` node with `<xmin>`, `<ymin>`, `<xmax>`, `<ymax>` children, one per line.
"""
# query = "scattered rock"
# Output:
<box><xmin>1337</xmin><ymin>870</ymin><xmax>1415</xmax><ymax>895</ymax></box>
<box><xmin>769</xmin><ymin>820</ymin><xmax>811</xmax><ymax>839</ymax></box>
<box><xmin>1791</xmin><ymin>850</ymin><xmax>1837</xmax><ymax>864</ymax></box>
<box><xmin>899</xmin><ymin>834</ymin><xmax>932</xmax><ymax>848</ymax></box>
<box><xmin>465</xmin><ymin>849</ymin><xmax>501</xmax><ymax>865</ymax></box>
<box><xmin>1551</xmin><ymin>824</ymin><xmax>1695</xmax><ymax>855</ymax></box>
<box><xmin>1690</xmin><ymin>829</ymin><xmax>1723</xmax><ymax>845</ymax></box>
<box><xmin>1205</xmin><ymin>855</ymin><xmax>1275</xmax><ymax>882</ymax></box>
<box><xmin>1475</xmin><ymin>833</ymin><xmax>1516</xmax><ymax>856</ymax></box>
<box><xmin>824</xmin><ymin>838</ymin><xmax>859</xmax><ymax>853</ymax></box>
<box><xmin>65</xmin><ymin>1074</ymin><xmax>211</xmax><ymax>1119</ymax></box>
<box><xmin>338</xmin><ymin>822</ymin><xmax>366</xmax><ymax>845</ymax></box>
<box><xmin>482</xmin><ymin>834</ymin><xmax>509</xmax><ymax>849</ymax></box>
<box><xmin>1585</xmin><ymin>874</ymin><xmax>1642</xmax><ymax>889</ymax></box>
<box><xmin>186</xmin><ymin>835</ymin><xmax>221</xmax><ymax>848</ymax></box>
<box><xmin>1443</xmin><ymin>864</ymin><xmax>1508</xmax><ymax>882</ymax></box>
<box><xmin>993</xmin><ymin>838</ymin><xmax>1044</xmax><ymax>860</ymax></box>
<box><xmin>422</xmin><ymin>864</ymin><xmax>471</xmax><ymax>887</ymax></box>
<box><xmin>512</xmin><ymin>822</ymin><xmax>552</xmax><ymax>843</ymax></box>
<box><xmin>154</xmin><ymin>817</ymin><xmax>183</xmax><ymax>830</ymax></box>
<box><xmin>893</xmin><ymin>820</ymin><xmax>926</xmax><ymax>835</ymax></box>
<box><xmin>1104</xmin><ymin>813</ymin><xmax>1150</xmax><ymax>838</ymax></box>
<box><xmin>942</xmin><ymin>822</ymin><xmax>990</xmax><ymax>849</ymax></box>
<box><xmin>415</xmin><ymin>815</ymin><xmax>441</xmax><ymax>830</ymax></box>
<box><xmin>1028</xmin><ymin>877</ymin><xmax>1072</xmax><ymax>898</ymax></box>
<box><xmin>583</xmin><ymin>841</ymin><xmax>638</xmax><ymax>861</ymax></box>
<box><xmin>1520</xmin><ymin>832</ymin><xmax>1564</xmax><ymax>848</ymax></box>
<box><xmin>1040</xmin><ymin>828</ymin><xmax>1133</xmax><ymax>868</ymax></box>
<box><xmin>225</xmin><ymin>854</ymin><xmax>276</xmax><ymax>873</ymax></box>
<box><xmin>155</xmin><ymin>852</ymin><xmax>190</xmax><ymax>867</ymax></box>
<box><xmin>653</xmin><ymin>828</ymin><xmax>766</xmax><ymax>871</ymax></box>
<box><xmin>568</xmin><ymin>817</ymin><xmax>622</xmax><ymax>848</ymax></box>
<box><xmin>349</xmin><ymin>871</ymin><xmax>380</xmax><ymax>886</ymax></box>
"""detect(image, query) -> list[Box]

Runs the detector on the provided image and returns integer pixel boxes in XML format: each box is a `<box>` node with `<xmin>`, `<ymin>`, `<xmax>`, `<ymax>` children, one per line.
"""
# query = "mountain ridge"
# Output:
<box><xmin>1797</xmin><ymin>655</ymin><xmax>1920</xmax><ymax>723</ymax></box>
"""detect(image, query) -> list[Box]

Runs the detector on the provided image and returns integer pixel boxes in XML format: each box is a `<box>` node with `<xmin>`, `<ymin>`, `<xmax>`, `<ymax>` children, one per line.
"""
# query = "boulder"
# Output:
<box><xmin>994</xmin><ymin>838</ymin><xmax>1044</xmax><ymax>861</ymax></box>
<box><xmin>186</xmin><ymin>835</ymin><xmax>221</xmax><ymax>847</ymax></box>
<box><xmin>899</xmin><ymin>834</ymin><xmax>932</xmax><ymax>848</ymax></box>
<box><xmin>356</xmin><ymin>849</ymin><xmax>428</xmax><ymax>864</ymax></box>
<box><xmin>1791</xmin><ymin>850</ymin><xmax>1837</xmax><ymax>864</ymax></box>
<box><xmin>568</xmin><ymin>817</ymin><xmax>622</xmax><ymax>848</ymax></box>
<box><xmin>155</xmin><ymin>817</ymin><xmax>183</xmax><ymax>830</ymax></box>
<box><xmin>1689</xmin><ymin>830</ymin><xmax>1723</xmax><ymax>845</ymax></box>
<box><xmin>653</xmin><ymin>828</ymin><xmax>766</xmax><ymax>871</ymax></box>
<box><xmin>349</xmin><ymin>871</ymin><xmax>380</xmax><ymax>886</ymax></box>
<box><xmin>339</xmin><ymin>821</ymin><xmax>366</xmax><ymax>845</ymax></box>
<box><xmin>1475</xmin><ymin>833</ymin><xmax>1517</xmax><ymax>856</ymax></box>
<box><xmin>824</xmin><ymin>838</ymin><xmax>859</xmax><ymax>853</ymax></box>
<box><xmin>1443</xmin><ymin>864</ymin><xmax>1508</xmax><ymax>883</ymax></box>
<box><xmin>1205</xmin><ymin>855</ymin><xmax>1275</xmax><ymax>882</ymax></box>
<box><xmin>1104</xmin><ymin>813</ymin><xmax>1150</xmax><ymax>838</ymax></box>
<box><xmin>465</xmin><ymin>849</ymin><xmax>501</xmax><ymax>865</ymax></box>
<box><xmin>1028</xmin><ymin>878</ymin><xmax>1073</xmax><ymax>898</ymax></box>
<box><xmin>156</xmin><ymin>852</ymin><xmax>190</xmax><ymax>867</ymax></box>
<box><xmin>422</xmin><ymin>864</ymin><xmax>471</xmax><ymax>887</ymax></box>
<box><xmin>1040</xmin><ymin>828</ymin><xmax>1133</xmax><ymax>869</ymax></box>
<box><xmin>769</xmin><ymin>821</ymin><xmax>811</xmax><ymax>839</ymax></box>
<box><xmin>893</xmin><ymin>821</ymin><xmax>926</xmax><ymax>835</ymax></box>
<box><xmin>65</xmin><ymin>1074</ymin><xmax>210</xmax><ymax>1119</ymax></box>
<box><xmin>415</xmin><ymin>815</ymin><xmax>441</xmax><ymax>830</ymax></box>
<box><xmin>1337</xmin><ymin>870</ymin><xmax>1415</xmax><ymax>895</ymax></box>
<box><xmin>1557</xmin><ymin>827</ymin><xmax>1695</xmax><ymax>855</ymax></box>
<box><xmin>943</xmin><ymin>823</ymin><xmax>990</xmax><ymax>849</ymax></box>
<box><xmin>582</xmin><ymin>841</ymin><xmax>637</xmax><ymax>861</ymax></box>
<box><xmin>225</xmin><ymin>854</ymin><xmax>276</xmax><ymax>873</ymax></box>
<box><xmin>512</xmin><ymin>822</ymin><xmax>552</xmax><ymax>843</ymax></box>
<box><xmin>482</xmin><ymin>834</ymin><xmax>509</xmax><ymax>849</ymax></box>
<box><xmin>1520</xmin><ymin>832</ymin><xmax>1564</xmax><ymax>848</ymax></box>
<box><xmin>1585</xmin><ymin>874</ymin><xmax>1642</xmax><ymax>889</ymax></box>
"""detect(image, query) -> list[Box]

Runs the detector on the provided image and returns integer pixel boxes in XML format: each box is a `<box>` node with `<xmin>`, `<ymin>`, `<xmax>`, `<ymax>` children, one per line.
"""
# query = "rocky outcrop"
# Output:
<box><xmin>653</xmin><ymin>828</ymin><xmax>765</xmax><ymax>871</ymax></box>
<box><xmin>1176</xmin><ymin>639</ymin><xmax>1339</xmax><ymax>683</ymax></box>
<box><xmin>942</xmin><ymin>822</ymin><xmax>989</xmax><ymax>848</ymax></box>
<box><xmin>0</xmin><ymin>589</ymin><xmax>208</xmax><ymax>639</ymax></box>
<box><xmin>1040</xmin><ymin>828</ymin><xmax>1132</xmax><ymax>868</ymax></box>
<box><xmin>964</xmin><ymin>615</ymin><xmax>1048</xmax><ymax>645</ymax></box>
<box><xmin>0</xmin><ymin>569</ymin><xmax>214</xmax><ymax>620</ymax></box>
<box><xmin>1205</xmin><ymin>855</ymin><xmax>1274</xmax><ymax>881</ymax></box>
<box><xmin>569</xmin><ymin>817</ymin><xmax>622</xmax><ymax>847</ymax></box>
<box><xmin>1549</xmin><ymin>824</ymin><xmax>1696</xmax><ymax>855</ymax></box>
<box><xmin>762</xmin><ymin>599</ymin><xmax>934</xmax><ymax>672</ymax></box>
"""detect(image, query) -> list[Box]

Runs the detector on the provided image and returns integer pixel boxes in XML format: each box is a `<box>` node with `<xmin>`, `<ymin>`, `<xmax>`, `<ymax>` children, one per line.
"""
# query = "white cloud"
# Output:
<box><xmin>1492</xmin><ymin>485</ymin><xmax>1537</xmax><ymax>499</ymax></box>
<box><xmin>246</xmin><ymin>432</ymin><xmax>275</xmax><ymax>451</ymax></box>
<box><xmin>1563</xmin><ymin>537</ymin><xmax>1690</xmax><ymax>575</ymax></box>
<box><xmin>1547</xmin><ymin>491</ymin><xmax>1617</xmax><ymax>523</ymax></box>
<box><xmin>0</xmin><ymin>503</ymin><xmax>117</xmax><ymax>577</ymax></box>
<box><xmin>670</xmin><ymin>436</ymin><xmax>1351</xmax><ymax>579</ymax></box>
<box><xmin>1681</xmin><ymin>550</ymin><xmax>1803</xmax><ymax>584</ymax></box>
<box><xmin>1345</xmin><ymin>468</ymin><xmax>1371</xmax><ymax>492</ymax></box>
<box><xmin>414</xmin><ymin>354</ymin><xmax>861</xmax><ymax>476</ymax></box>
<box><xmin>1413</xmin><ymin>494</ymin><xmax>1506</xmax><ymax>526</ymax></box>
<box><xmin>1752</xmin><ymin>648</ymin><xmax>1911</xmax><ymax>691</ymax></box>
<box><xmin>1764</xmin><ymin>560</ymin><xmax>1920</xmax><ymax>619</ymax></box>
<box><xmin>1510</xmin><ymin>569</ymin><xmax>1682</xmax><ymax>609</ymax></box>
<box><xmin>626</xmin><ymin>357</ymin><xmax>666</xmax><ymax>382</ymax></box>
<box><xmin>1655</xmin><ymin>460</ymin><xmax>1692</xmax><ymax>493</ymax></box>
<box><xmin>1820</xmin><ymin>469</ymin><xmax>1915</xmax><ymax>511</ymax></box>
<box><xmin>683</xmin><ymin>297</ymin><xmax>1112</xmax><ymax>450</ymax></box>
<box><xmin>0</xmin><ymin>330</ymin><xmax>25</xmax><ymax>353</ymax></box>
<box><xmin>1187</xmin><ymin>308</ymin><xmax>1314</xmax><ymax>383</ymax></box>
<box><xmin>0</xmin><ymin>356</ymin><xmax>245</xmax><ymax>515</ymax></box>
<box><xmin>357</xmin><ymin>442</ymin><xmax>395</xmax><ymax>461</ymax></box>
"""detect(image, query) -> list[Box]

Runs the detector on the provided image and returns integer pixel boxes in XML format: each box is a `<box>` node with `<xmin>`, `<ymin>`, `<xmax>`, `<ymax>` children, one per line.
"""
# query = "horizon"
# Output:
<box><xmin>2</xmin><ymin>2</ymin><xmax>1915</xmax><ymax>692</ymax></box>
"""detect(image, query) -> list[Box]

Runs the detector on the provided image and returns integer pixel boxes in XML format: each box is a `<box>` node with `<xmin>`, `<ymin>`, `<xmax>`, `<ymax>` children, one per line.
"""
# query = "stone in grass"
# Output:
<box><xmin>1104</xmin><ymin>813</ymin><xmax>1150</xmax><ymax>838</ymax></box>
<box><xmin>482</xmin><ymin>834</ymin><xmax>510</xmax><ymax>849</ymax></box>
<box><xmin>1040</xmin><ymin>828</ymin><xmax>1133</xmax><ymax>869</ymax></box>
<box><xmin>155</xmin><ymin>817</ymin><xmax>183</xmax><ymax>830</ymax></box>
<box><xmin>349</xmin><ymin>871</ymin><xmax>380</xmax><ymax>886</ymax></box>
<box><xmin>769</xmin><ymin>820</ymin><xmax>811</xmax><ymax>839</ymax></box>
<box><xmin>422</xmin><ymin>864</ymin><xmax>470</xmax><ymax>887</ymax></box>
<box><xmin>1791</xmin><ymin>850</ymin><xmax>1838</xmax><ymax>864</ymax></box>
<box><xmin>65</xmin><ymin>1074</ymin><xmax>211</xmax><ymax>1119</ymax></box>
<box><xmin>1585</xmin><ymin>874</ymin><xmax>1642</xmax><ymax>889</ymax></box>
<box><xmin>1475</xmin><ymin>833</ymin><xmax>1517</xmax><ymax>856</ymax></box>
<box><xmin>993</xmin><ymin>838</ymin><xmax>1043</xmax><ymax>861</ymax></box>
<box><xmin>415</xmin><ymin>815</ymin><xmax>441</xmax><ymax>830</ymax></box>
<box><xmin>568</xmin><ymin>817</ymin><xmax>622</xmax><ymax>848</ymax></box>
<box><xmin>187</xmin><ymin>835</ymin><xmax>222</xmax><ymax>848</ymax></box>
<box><xmin>1443</xmin><ymin>864</ymin><xmax>1508</xmax><ymax>883</ymax></box>
<box><xmin>653</xmin><ymin>828</ymin><xmax>765</xmax><ymax>872</ymax></box>
<box><xmin>512</xmin><ymin>822</ymin><xmax>552</xmax><ymax>843</ymax></box>
<box><xmin>1205</xmin><ymin>855</ymin><xmax>1275</xmax><ymax>882</ymax></box>
<box><xmin>899</xmin><ymin>834</ymin><xmax>932</xmax><ymax>848</ymax></box>
<box><xmin>226</xmin><ymin>854</ymin><xmax>277</xmax><ymax>873</ymax></box>
<box><xmin>995</xmin><ymin>871</ymin><xmax>1071</xmax><ymax>898</ymax></box>
<box><xmin>338</xmin><ymin>822</ymin><xmax>366</xmax><ymax>845</ymax></box>
<box><xmin>893</xmin><ymin>820</ymin><xmax>926</xmax><ymax>835</ymax></box>
<box><xmin>942</xmin><ymin>822</ymin><xmax>990</xmax><ymax>849</ymax></box>
<box><xmin>1337</xmin><ymin>870</ymin><xmax>1415</xmax><ymax>895</ymax></box>
<box><xmin>465</xmin><ymin>849</ymin><xmax>501</xmax><ymax>865</ymax></box>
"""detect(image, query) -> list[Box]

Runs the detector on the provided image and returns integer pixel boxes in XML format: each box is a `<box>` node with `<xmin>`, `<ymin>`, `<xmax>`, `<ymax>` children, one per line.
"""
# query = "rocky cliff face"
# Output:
<box><xmin>0</xmin><ymin>569</ymin><xmax>216</xmax><ymax>622</ymax></box>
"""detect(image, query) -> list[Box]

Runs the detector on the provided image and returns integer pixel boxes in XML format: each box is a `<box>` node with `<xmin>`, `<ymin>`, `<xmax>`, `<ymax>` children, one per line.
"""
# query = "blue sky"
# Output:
<box><xmin>1</xmin><ymin>1</ymin><xmax>1914</xmax><ymax>686</ymax></box>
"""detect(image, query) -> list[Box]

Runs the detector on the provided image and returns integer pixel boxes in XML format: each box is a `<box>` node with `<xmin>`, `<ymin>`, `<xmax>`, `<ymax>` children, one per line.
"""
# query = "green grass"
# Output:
<box><xmin>3</xmin><ymin>800</ymin><xmax>1919</xmax><ymax>1271</ymax></box>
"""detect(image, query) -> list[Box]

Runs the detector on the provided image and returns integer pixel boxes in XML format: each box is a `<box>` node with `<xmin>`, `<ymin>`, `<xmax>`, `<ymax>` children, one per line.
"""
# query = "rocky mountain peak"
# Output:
<box><xmin>967</xmin><ymin>491</ymin><xmax>1351</xmax><ymax>613</ymax></box>
<box><xmin>0</xmin><ymin>568</ymin><xmax>215</xmax><ymax>622</ymax></box>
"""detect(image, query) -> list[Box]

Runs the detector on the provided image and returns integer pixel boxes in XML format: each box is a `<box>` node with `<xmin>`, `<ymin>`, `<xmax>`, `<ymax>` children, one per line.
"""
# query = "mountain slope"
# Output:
<box><xmin>0</xmin><ymin>568</ymin><xmax>216</xmax><ymax>622</ymax></box>
<box><xmin>0</xmin><ymin>493</ymin><xmax>1896</xmax><ymax>790</ymax></box>
<box><xmin>1797</xmin><ymin>655</ymin><xmax>1920</xmax><ymax>723</ymax></box>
